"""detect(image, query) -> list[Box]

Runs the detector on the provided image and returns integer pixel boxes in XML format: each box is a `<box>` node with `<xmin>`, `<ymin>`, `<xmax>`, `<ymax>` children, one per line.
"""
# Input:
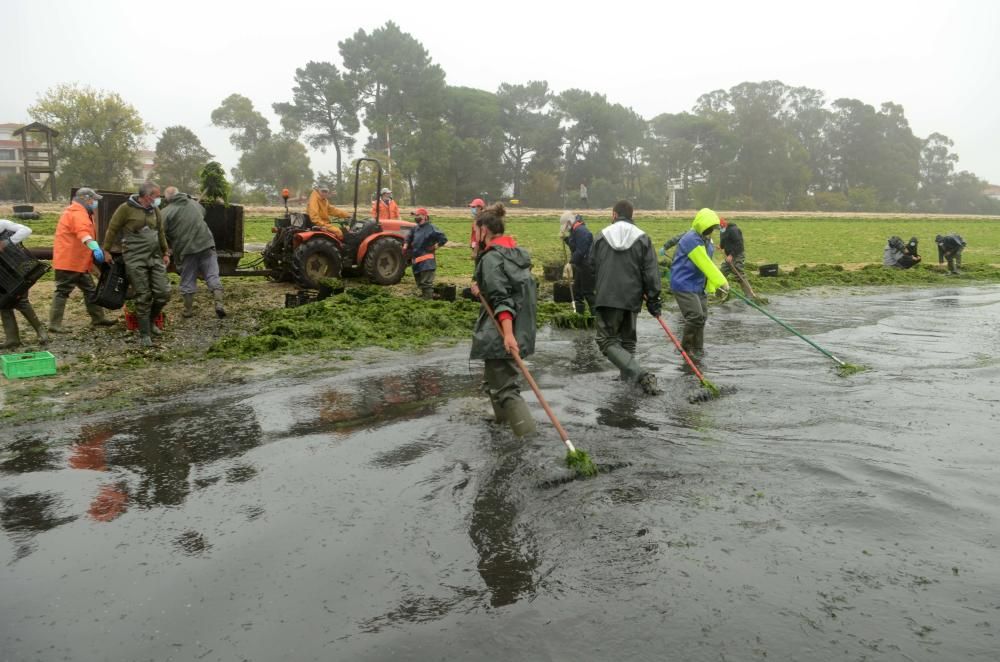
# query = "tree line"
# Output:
<box><xmin>14</xmin><ymin>21</ymin><xmax>999</xmax><ymax>214</ymax></box>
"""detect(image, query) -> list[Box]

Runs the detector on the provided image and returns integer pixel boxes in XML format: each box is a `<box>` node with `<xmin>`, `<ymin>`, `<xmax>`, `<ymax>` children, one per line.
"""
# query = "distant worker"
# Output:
<box><xmin>882</xmin><ymin>235</ymin><xmax>921</xmax><ymax>269</ymax></box>
<box><xmin>936</xmin><ymin>234</ymin><xmax>966</xmax><ymax>275</ymax></box>
<box><xmin>103</xmin><ymin>181</ymin><xmax>172</xmax><ymax>348</ymax></box>
<box><xmin>718</xmin><ymin>218</ymin><xmax>756</xmax><ymax>297</ymax></box>
<box><xmin>0</xmin><ymin>218</ymin><xmax>48</xmax><ymax>348</ymax></box>
<box><xmin>163</xmin><ymin>187</ymin><xmax>226</xmax><ymax>318</ymax></box>
<box><xmin>403</xmin><ymin>208</ymin><xmax>448</xmax><ymax>299</ymax></box>
<box><xmin>371</xmin><ymin>188</ymin><xmax>400</xmax><ymax>220</ymax></box>
<box><xmin>470</xmin><ymin>203</ymin><xmax>537</xmax><ymax>437</ymax></box>
<box><xmin>306</xmin><ymin>186</ymin><xmax>349</xmax><ymax>239</ymax></box>
<box><xmin>669</xmin><ymin>208</ymin><xmax>730</xmax><ymax>359</ymax></box>
<box><xmin>579</xmin><ymin>182</ymin><xmax>589</xmax><ymax>209</ymax></box>
<box><xmin>468</xmin><ymin>197</ymin><xmax>486</xmax><ymax>258</ymax></box>
<box><xmin>563</xmin><ymin>213</ymin><xmax>596</xmax><ymax>315</ymax></box>
<box><xmin>48</xmin><ymin>187</ymin><xmax>117</xmax><ymax>333</ymax></box>
<box><xmin>589</xmin><ymin>200</ymin><xmax>663</xmax><ymax>395</ymax></box>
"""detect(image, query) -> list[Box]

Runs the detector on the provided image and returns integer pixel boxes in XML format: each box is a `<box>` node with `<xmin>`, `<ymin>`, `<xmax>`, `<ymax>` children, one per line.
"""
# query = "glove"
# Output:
<box><xmin>658</xmin><ymin>247</ymin><xmax>666</xmax><ymax>257</ymax></box>
<box><xmin>86</xmin><ymin>240</ymin><xmax>104</xmax><ymax>264</ymax></box>
<box><xmin>716</xmin><ymin>285</ymin><xmax>731</xmax><ymax>300</ymax></box>
<box><xmin>646</xmin><ymin>297</ymin><xmax>662</xmax><ymax>318</ymax></box>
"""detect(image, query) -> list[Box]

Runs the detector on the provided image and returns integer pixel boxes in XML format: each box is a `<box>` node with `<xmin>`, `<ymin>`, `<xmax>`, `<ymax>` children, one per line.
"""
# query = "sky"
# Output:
<box><xmin>5</xmin><ymin>0</ymin><xmax>999</xmax><ymax>184</ymax></box>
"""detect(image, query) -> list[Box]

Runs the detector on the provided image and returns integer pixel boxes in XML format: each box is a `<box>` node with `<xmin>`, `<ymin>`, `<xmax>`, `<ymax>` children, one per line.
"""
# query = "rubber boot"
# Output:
<box><xmin>87</xmin><ymin>302</ymin><xmax>116</xmax><ymax>327</ymax></box>
<box><xmin>48</xmin><ymin>296</ymin><xmax>68</xmax><ymax>333</ymax></box>
<box><xmin>489</xmin><ymin>395</ymin><xmax>506</xmax><ymax>423</ymax></box>
<box><xmin>501</xmin><ymin>397</ymin><xmax>536</xmax><ymax>438</ymax></box>
<box><xmin>20</xmin><ymin>303</ymin><xmax>48</xmax><ymax>346</ymax></box>
<box><xmin>1</xmin><ymin>309</ymin><xmax>21</xmax><ymax>350</ymax></box>
<box><xmin>212</xmin><ymin>289</ymin><xmax>226</xmax><ymax>318</ymax></box>
<box><xmin>137</xmin><ymin>315</ymin><xmax>153</xmax><ymax>348</ymax></box>
<box><xmin>149</xmin><ymin>302</ymin><xmax>166</xmax><ymax>336</ymax></box>
<box><xmin>604</xmin><ymin>344</ymin><xmax>642</xmax><ymax>384</ymax></box>
<box><xmin>182</xmin><ymin>293</ymin><xmax>195</xmax><ymax>318</ymax></box>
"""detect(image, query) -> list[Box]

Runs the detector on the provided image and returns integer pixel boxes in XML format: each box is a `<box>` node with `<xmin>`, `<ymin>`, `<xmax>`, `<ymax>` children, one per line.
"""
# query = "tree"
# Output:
<box><xmin>210</xmin><ymin>94</ymin><xmax>271</xmax><ymax>151</ymax></box>
<box><xmin>273</xmin><ymin>61</ymin><xmax>360</xmax><ymax>189</ymax></box>
<box><xmin>235</xmin><ymin>133</ymin><xmax>313</xmax><ymax>199</ymax></box>
<box><xmin>152</xmin><ymin>126</ymin><xmax>213</xmax><ymax>192</ymax></box>
<box><xmin>919</xmin><ymin>132</ymin><xmax>959</xmax><ymax>207</ymax></box>
<box><xmin>339</xmin><ymin>21</ymin><xmax>447</xmax><ymax>202</ymax></box>
<box><xmin>28</xmin><ymin>83</ymin><xmax>150</xmax><ymax>191</ymax></box>
<box><xmin>211</xmin><ymin>95</ymin><xmax>313</xmax><ymax>198</ymax></box>
<box><xmin>497</xmin><ymin>81</ymin><xmax>561</xmax><ymax>199</ymax></box>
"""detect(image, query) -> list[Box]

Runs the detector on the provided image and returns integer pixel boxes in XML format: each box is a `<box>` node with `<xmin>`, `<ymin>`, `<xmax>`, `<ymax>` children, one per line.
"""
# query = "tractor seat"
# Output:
<box><xmin>344</xmin><ymin>220</ymin><xmax>379</xmax><ymax>246</ymax></box>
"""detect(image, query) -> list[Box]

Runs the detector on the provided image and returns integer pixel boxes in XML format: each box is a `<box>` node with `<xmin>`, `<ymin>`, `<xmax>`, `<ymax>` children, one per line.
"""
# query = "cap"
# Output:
<box><xmin>77</xmin><ymin>187</ymin><xmax>102</xmax><ymax>200</ymax></box>
<box><xmin>719</xmin><ymin>218</ymin><xmax>728</xmax><ymax>229</ymax></box>
<box><xmin>318</xmin><ymin>186</ymin><xmax>330</xmax><ymax>193</ymax></box>
<box><xmin>380</xmin><ymin>187</ymin><xmax>392</xmax><ymax>194</ymax></box>
<box><xmin>469</xmin><ymin>198</ymin><xmax>485</xmax><ymax>208</ymax></box>
<box><xmin>413</xmin><ymin>207</ymin><xmax>429</xmax><ymax>217</ymax></box>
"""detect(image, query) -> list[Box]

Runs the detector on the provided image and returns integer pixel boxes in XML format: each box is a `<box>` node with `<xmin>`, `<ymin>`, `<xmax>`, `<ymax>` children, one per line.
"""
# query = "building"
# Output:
<box><xmin>984</xmin><ymin>184</ymin><xmax>1000</xmax><ymax>202</ymax></box>
<box><xmin>2</xmin><ymin>121</ymin><xmax>156</xmax><ymax>191</ymax></box>
<box><xmin>0</xmin><ymin>122</ymin><xmax>48</xmax><ymax>188</ymax></box>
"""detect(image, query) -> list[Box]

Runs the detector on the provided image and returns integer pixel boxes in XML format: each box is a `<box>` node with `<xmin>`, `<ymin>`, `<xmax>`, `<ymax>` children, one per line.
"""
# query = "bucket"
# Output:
<box><xmin>124</xmin><ymin>311</ymin><xmax>165</xmax><ymax>330</ymax></box>
<box><xmin>553</xmin><ymin>281</ymin><xmax>573</xmax><ymax>303</ymax></box>
<box><xmin>759</xmin><ymin>264</ymin><xmax>779</xmax><ymax>277</ymax></box>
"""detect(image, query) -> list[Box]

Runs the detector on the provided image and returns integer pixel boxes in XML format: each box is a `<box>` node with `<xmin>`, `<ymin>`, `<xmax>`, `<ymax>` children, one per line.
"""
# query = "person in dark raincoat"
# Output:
<box><xmin>588</xmin><ymin>200</ymin><xmax>663</xmax><ymax>395</ymax></box>
<box><xmin>403</xmin><ymin>208</ymin><xmax>447</xmax><ymax>299</ymax></box>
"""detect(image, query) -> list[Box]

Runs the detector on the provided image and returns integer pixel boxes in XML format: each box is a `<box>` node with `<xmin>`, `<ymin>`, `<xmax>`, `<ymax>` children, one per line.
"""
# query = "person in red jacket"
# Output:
<box><xmin>49</xmin><ymin>187</ymin><xmax>117</xmax><ymax>332</ymax></box>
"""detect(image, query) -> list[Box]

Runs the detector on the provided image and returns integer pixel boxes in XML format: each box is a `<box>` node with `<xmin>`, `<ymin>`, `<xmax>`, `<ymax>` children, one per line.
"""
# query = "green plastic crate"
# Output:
<box><xmin>1</xmin><ymin>351</ymin><xmax>57</xmax><ymax>379</ymax></box>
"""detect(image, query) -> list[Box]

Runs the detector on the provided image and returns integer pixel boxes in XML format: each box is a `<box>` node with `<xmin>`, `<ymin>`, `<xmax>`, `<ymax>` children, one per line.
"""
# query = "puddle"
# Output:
<box><xmin>2</xmin><ymin>285</ymin><xmax>999</xmax><ymax>661</ymax></box>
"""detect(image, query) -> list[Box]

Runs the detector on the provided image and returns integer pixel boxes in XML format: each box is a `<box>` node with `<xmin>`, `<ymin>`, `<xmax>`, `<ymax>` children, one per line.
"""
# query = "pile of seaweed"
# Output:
<box><xmin>208</xmin><ymin>287</ymin><xmax>481</xmax><ymax>359</ymax></box>
<box><xmin>209</xmin><ymin>287</ymin><xmax>597</xmax><ymax>359</ymax></box>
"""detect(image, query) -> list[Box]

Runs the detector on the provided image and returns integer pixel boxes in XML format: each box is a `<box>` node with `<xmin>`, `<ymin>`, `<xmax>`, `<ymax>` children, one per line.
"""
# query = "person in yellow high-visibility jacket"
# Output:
<box><xmin>669</xmin><ymin>208</ymin><xmax>730</xmax><ymax>359</ymax></box>
<box><xmin>306</xmin><ymin>186</ymin><xmax>350</xmax><ymax>239</ymax></box>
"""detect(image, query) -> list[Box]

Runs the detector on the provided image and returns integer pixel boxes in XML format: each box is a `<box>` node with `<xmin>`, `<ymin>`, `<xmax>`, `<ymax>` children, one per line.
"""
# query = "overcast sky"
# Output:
<box><xmin>5</xmin><ymin>0</ymin><xmax>999</xmax><ymax>184</ymax></box>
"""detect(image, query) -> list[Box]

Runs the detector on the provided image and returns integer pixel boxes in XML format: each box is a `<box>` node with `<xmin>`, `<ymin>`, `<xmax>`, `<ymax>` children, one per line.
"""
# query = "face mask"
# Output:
<box><xmin>152</xmin><ymin>197</ymin><xmax>162</xmax><ymax>208</ymax></box>
<box><xmin>88</xmin><ymin>200</ymin><xmax>99</xmax><ymax>210</ymax></box>
<box><xmin>470</xmin><ymin>208</ymin><xmax>478</xmax><ymax>218</ymax></box>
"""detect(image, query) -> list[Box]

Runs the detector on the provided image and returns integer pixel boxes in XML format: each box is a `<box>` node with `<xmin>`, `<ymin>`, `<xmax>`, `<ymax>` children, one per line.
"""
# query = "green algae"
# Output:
<box><xmin>836</xmin><ymin>363</ymin><xmax>868</xmax><ymax>377</ymax></box>
<box><xmin>566</xmin><ymin>449</ymin><xmax>599</xmax><ymax>477</ymax></box>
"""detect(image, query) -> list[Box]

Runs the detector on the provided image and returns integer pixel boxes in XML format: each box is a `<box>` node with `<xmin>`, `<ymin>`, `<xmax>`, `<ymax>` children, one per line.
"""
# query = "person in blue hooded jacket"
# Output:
<box><xmin>669</xmin><ymin>208</ymin><xmax>730</xmax><ymax>358</ymax></box>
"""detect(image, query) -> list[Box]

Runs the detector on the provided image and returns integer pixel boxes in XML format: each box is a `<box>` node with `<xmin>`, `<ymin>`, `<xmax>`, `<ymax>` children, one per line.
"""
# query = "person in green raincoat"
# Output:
<box><xmin>103</xmin><ymin>181</ymin><xmax>172</xmax><ymax>347</ymax></box>
<box><xmin>470</xmin><ymin>203</ymin><xmax>538</xmax><ymax>438</ymax></box>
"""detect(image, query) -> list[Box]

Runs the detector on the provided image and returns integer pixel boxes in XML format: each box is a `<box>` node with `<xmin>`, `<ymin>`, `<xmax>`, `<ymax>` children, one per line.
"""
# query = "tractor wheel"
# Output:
<box><xmin>363</xmin><ymin>237</ymin><xmax>406</xmax><ymax>285</ymax></box>
<box><xmin>292</xmin><ymin>237</ymin><xmax>343</xmax><ymax>289</ymax></box>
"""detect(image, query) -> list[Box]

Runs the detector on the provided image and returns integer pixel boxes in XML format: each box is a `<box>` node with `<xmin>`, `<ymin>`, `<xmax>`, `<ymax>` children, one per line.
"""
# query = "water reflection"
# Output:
<box><xmin>292</xmin><ymin>367</ymin><xmax>472</xmax><ymax>435</ymax></box>
<box><xmin>596</xmin><ymin>388</ymin><xmax>659</xmax><ymax>431</ymax></box>
<box><xmin>1</xmin><ymin>401</ymin><xmax>263</xmax><ymax>559</ymax></box>
<box><xmin>0</xmin><ymin>492</ymin><xmax>77</xmax><ymax>561</ymax></box>
<box><xmin>568</xmin><ymin>335</ymin><xmax>605</xmax><ymax>373</ymax></box>
<box><xmin>468</xmin><ymin>432</ymin><xmax>538</xmax><ymax>607</ymax></box>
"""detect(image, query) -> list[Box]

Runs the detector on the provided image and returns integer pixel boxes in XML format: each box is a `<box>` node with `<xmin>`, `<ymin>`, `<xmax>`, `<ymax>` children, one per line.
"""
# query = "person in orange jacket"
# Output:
<box><xmin>370</xmin><ymin>188</ymin><xmax>401</xmax><ymax>220</ymax></box>
<box><xmin>468</xmin><ymin>197</ymin><xmax>486</xmax><ymax>258</ymax></box>
<box><xmin>306</xmin><ymin>186</ymin><xmax>349</xmax><ymax>239</ymax></box>
<box><xmin>48</xmin><ymin>187</ymin><xmax>117</xmax><ymax>332</ymax></box>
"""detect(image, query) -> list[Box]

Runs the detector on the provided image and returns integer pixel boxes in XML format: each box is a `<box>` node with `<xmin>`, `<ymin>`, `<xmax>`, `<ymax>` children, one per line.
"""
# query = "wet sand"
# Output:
<box><xmin>2</xmin><ymin>286</ymin><xmax>998</xmax><ymax>661</ymax></box>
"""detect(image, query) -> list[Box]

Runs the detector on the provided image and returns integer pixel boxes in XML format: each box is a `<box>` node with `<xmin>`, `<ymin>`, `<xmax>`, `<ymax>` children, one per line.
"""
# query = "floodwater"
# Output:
<box><xmin>2</xmin><ymin>286</ymin><xmax>998</xmax><ymax>661</ymax></box>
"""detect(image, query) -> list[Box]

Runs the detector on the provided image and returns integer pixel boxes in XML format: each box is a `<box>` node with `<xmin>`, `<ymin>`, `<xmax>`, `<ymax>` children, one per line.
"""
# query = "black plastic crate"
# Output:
<box><xmin>0</xmin><ymin>231</ymin><xmax>50</xmax><ymax>308</ymax></box>
<box><xmin>759</xmin><ymin>263</ymin><xmax>779</xmax><ymax>277</ymax></box>
<box><xmin>88</xmin><ymin>259</ymin><xmax>129</xmax><ymax>309</ymax></box>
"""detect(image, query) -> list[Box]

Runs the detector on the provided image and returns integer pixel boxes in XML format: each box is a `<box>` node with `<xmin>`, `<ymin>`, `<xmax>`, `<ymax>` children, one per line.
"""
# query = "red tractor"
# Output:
<box><xmin>263</xmin><ymin>158</ymin><xmax>413</xmax><ymax>288</ymax></box>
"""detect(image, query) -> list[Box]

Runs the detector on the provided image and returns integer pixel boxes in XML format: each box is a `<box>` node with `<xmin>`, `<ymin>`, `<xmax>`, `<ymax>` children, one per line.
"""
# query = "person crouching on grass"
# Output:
<box><xmin>403</xmin><ymin>208</ymin><xmax>447</xmax><ymax>299</ymax></box>
<box><xmin>469</xmin><ymin>203</ymin><xmax>537</xmax><ymax>438</ymax></box>
<box><xmin>669</xmin><ymin>208</ymin><xmax>730</xmax><ymax>361</ymax></box>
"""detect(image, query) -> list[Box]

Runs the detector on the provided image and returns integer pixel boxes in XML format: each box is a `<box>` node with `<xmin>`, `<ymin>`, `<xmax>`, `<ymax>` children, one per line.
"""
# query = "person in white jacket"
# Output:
<box><xmin>0</xmin><ymin>218</ymin><xmax>48</xmax><ymax>349</ymax></box>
